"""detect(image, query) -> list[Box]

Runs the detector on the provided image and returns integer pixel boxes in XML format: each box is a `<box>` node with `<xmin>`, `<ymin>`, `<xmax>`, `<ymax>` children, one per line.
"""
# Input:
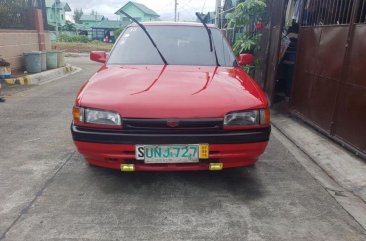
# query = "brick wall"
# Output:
<box><xmin>0</xmin><ymin>30</ymin><xmax>49</xmax><ymax>71</ymax></box>
<box><xmin>0</xmin><ymin>10</ymin><xmax>51</xmax><ymax>71</ymax></box>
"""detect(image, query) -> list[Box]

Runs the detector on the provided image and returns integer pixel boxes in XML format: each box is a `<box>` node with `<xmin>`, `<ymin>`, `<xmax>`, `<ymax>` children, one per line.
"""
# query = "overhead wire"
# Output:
<box><xmin>201</xmin><ymin>0</ymin><xmax>207</xmax><ymax>12</ymax></box>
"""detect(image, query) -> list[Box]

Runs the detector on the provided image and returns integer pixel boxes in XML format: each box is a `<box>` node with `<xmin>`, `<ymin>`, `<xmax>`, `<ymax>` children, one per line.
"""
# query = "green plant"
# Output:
<box><xmin>228</xmin><ymin>0</ymin><xmax>267</xmax><ymax>27</ymax></box>
<box><xmin>233</xmin><ymin>33</ymin><xmax>260</xmax><ymax>56</ymax></box>
<box><xmin>59</xmin><ymin>34</ymin><xmax>89</xmax><ymax>43</ymax></box>
<box><xmin>114</xmin><ymin>28</ymin><xmax>124</xmax><ymax>38</ymax></box>
<box><xmin>62</xmin><ymin>21</ymin><xmax>76</xmax><ymax>32</ymax></box>
<box><xmin>0</xmin><ymin>0</ymin><xmax>34</xmax><ymax>29</ymax></box>
<box><xmin>243</xmin><ymin>63</ymin><xmax>256</xmax><ymax>76</ymax></box>
<box><xmin>228</xmin><ymin>0</ymin><xmax>267</xmax><ymax>75</ymax></box>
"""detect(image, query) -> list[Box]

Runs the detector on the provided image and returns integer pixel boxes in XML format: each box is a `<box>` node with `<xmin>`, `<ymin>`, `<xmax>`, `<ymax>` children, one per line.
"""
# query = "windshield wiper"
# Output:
<box><xmin>195</xmin><ymin>12</ymin><xmax>220</xmax><ymax>66</ymax></box>
<box><xmin>119</xmin><ymin>10</ymin><xmax>168</xmax><ymax>65</ymax></box>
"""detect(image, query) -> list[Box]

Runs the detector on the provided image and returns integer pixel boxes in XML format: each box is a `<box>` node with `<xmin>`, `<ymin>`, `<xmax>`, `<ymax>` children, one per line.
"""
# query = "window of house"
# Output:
<box><xmin>93</xmin><ymin>29</ymin><xmax>106</xmax><ymax>40</ymax></box>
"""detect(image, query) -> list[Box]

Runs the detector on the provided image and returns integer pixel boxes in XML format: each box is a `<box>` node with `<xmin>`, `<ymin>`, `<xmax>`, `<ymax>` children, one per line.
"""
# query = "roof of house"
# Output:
<box><xmin>92</xmin><ymin>20</ymin><xmax>130</xmax><ymax>29</ymax></box>
<box><xmin>80</xmin><ymin>15</ymin><xmax>105</xmax><ymax>21</ymax></box>
<box><xmin>115</xmin><ymin>1</ymin><xmax>159</xmax><ymax>17</ymax></box>
<box><xmin>45</xmin><ymin>0</ymin><xmax>71</xmax><ymax>11</ymax></box>
<box><xmin>73</xmin><ymin>23</ymin><xmax>92</xmax><ymax>31</ymax></box>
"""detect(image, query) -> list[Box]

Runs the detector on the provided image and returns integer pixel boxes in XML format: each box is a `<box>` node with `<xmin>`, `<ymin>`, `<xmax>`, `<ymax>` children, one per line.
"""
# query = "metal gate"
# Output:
<box><xmin>290</xmin><ymin>0</ymin><xmax>366</xmax><ymax>157</ymax></box>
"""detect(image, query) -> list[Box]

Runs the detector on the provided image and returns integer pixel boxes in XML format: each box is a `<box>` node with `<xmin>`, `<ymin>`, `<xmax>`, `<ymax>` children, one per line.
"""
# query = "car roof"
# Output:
<box><xmin>127</xmin><ymin>21</ymin><xmax>217</xmax><ymax>29</ymax></box>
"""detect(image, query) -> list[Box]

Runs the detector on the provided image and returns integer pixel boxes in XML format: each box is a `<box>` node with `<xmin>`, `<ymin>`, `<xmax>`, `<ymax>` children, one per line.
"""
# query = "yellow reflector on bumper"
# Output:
<box><xmin>209</xmin><ymin>163</ymin><xmax>223</xmax><ymax>171</ymax></box>
<box><xmin>199</xmin><ymin>144</ymin><xmax>209</xmax><ymax>159</ymax></box>
<box><xmin>120</xmin><ymin>164</ymin><xmax>135</xmax><ymax>172</ymax></box>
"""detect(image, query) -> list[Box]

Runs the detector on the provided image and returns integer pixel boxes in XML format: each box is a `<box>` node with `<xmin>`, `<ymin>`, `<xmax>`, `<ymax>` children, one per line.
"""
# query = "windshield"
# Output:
<box><xmin>107</xmin><ymin>25</ymin><xmax>237</xmax><ymax>67</ymax></box>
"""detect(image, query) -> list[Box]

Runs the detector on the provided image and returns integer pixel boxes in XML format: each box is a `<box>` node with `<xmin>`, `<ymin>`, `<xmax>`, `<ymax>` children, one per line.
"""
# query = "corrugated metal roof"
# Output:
<box><xmin>92</xmin><ymin>20</ymin><xmax>130</xmax><ymax>29</ymax></box>
<box><xmin>74</xmin><ymin>23</ymin><xmax>92</xmax><ymax>31</ymax></box>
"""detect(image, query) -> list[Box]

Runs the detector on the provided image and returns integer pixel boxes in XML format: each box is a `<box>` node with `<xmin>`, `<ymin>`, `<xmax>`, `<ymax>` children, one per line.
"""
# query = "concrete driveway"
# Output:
<box><xmin>0</xmin><ymin>57</ymin><xmax>365</xmax><ymax>241</ymax></box>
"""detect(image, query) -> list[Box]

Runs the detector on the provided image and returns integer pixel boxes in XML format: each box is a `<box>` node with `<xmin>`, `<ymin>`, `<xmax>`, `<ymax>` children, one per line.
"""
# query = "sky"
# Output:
<box><xmin>65</xmin><ymin>0</ymin><xmax>217</xmax><ymax>22</ymax></box>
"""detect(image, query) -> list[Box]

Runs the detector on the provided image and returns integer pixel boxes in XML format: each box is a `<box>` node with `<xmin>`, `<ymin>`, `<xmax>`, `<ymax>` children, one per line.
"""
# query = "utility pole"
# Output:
<box><xmin>215</xmin><ymin>0</ymin><xmax>221</xmax><ymax>27</ymax></box>
<box><xmin>174</xmin><ymin>0</ymin><xmax>178</xmax><ymax>22</ymax></box>
<box><xmin>54</xmin><ymin>0</ymin><xmax>58</xmax><ymax>35</ymax></box>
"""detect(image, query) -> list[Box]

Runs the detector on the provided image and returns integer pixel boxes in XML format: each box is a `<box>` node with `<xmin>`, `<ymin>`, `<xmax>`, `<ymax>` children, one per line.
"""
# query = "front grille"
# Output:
<box><xmin>123</xmin><ymin>118</ymin><xmax>224</xmax><ymax>132</ymax></box>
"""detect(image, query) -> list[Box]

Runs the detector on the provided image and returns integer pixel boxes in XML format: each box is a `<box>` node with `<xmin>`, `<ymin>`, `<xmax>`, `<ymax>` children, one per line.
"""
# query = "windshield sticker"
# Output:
<box><xmin>177</xmin><ymin>39</ymin><xmax>190</xmax><ymax>47</ymax></box>
<box><xmin>119</xmin><ymin>33</ymin><xmax>130</xmax><ymax>45</ymax></box>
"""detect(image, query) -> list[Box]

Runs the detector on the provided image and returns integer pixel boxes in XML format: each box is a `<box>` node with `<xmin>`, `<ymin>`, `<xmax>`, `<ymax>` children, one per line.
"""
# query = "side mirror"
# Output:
<box><xmin>238</xmin><ymin>54</ymin><xmax>254</xmax><ymax>66</ymax></box>
<box><xmin>90</xmin><ymin>51</ymin><xmax>107</xmax><ymax>63</ymax></box>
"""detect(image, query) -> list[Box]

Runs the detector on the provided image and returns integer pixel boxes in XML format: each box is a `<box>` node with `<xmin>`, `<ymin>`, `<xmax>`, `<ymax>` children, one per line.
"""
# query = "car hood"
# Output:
<box><xmin>78</xmin><ymin>65</ymin><xmax>267</xmax><ymax>118</ymax></box>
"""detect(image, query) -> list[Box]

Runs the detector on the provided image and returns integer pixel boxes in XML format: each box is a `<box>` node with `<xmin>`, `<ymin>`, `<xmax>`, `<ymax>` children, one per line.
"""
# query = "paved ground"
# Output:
<box><xmin>0</xmin><ymin>57</ymin><xmax>365</xmax><ymax>241</ymax></box>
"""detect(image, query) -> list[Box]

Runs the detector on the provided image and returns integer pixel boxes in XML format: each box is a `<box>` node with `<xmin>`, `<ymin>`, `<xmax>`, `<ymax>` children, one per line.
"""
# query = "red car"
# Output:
<box><xmin>71</xmin><ymin>22</ymin><xmax>270</xmax><ymax>172</ymax></box>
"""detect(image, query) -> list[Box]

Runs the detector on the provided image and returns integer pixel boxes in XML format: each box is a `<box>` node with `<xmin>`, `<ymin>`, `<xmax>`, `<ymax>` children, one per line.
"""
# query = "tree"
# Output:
<box><xmin>114</xmin><ymin>28</ymin><xmax>124</xmax><ymax>38</ymax></box>
<box><xmin>62</xmin><ymin>20</ymin><xmax>76</xmax><ymax>31</ymax></box>
<box><xmin>91</xmin><ymin>9</ymin><xmax>97</xmax><ymax>16</ymax></box>
<box><xmin>228</xmin><ymin>0</ymin><xmax>267</xmax><ymax>28</ymax></box>
<box><xmin>0</xmin><ymin>0</ymin><xmax>31</xmax><ymax>29</ymax></box>
<box><xmin>73</xmin><ymin>8</ymin><xmax>83</xmax><ymax>24</ymax></box>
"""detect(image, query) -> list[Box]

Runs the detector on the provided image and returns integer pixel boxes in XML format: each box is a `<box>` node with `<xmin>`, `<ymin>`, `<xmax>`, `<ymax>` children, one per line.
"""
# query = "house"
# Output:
<box><xmin>91</xmin><ymin>20</ymin><xmax>129</xmax><ymax>41</ymax></box>
<box><xmin>45</xmin><ymin>0</ymin><xmax>71</xmax><ymax>29</ymax></box>
<box><xmin>115</xmin><ymin>1</ymin><xmax>160</xmax><ymax>22</ymax></box>
<box><xmin>73</xmin><ymin>23</ymin><xmax>92</xmax><ymax>39</ymax></box>
<box><xmin>80</xmin><ymin>15</ymin><xmax>105</xmax><ymax>27</ymax></box>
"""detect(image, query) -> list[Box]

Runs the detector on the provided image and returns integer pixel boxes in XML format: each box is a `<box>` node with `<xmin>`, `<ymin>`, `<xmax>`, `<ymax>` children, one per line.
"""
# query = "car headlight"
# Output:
<box><xmin>73</xmin><ymin>107</ymin><xmax>121</xmax><ymax>126</ymax></box>
<box><xmin>224</xmin><ymin>109</ymin><xmax>270</xmax><ymax>127</ymax></box>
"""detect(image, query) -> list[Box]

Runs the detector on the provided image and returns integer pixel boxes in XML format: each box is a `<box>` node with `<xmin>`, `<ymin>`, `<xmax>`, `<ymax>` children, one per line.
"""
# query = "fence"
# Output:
<box><xmin>359</xmin><ymin>0</ymin><xmax>366</xmax><ymax>22</ymax></box>
<box><xmin>218</xmin><ymin>6</ymin><xmax>235</xmax><ymax>45</ymax></box>
<box><xmin>302</xmin><ymin>0</ymin><xmax>354</xmax><ymax>26</ymax></box>
<box><xmin>0</xmin><ymin>0</ymin><xmax>46</xmax><ymax>30</ymax></box>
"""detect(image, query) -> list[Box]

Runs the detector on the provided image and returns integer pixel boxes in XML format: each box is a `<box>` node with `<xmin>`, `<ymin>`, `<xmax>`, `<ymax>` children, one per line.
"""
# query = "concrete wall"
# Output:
<box><xmin>0</xmin><ymin>30</ymin><xmax>51</xmax><ymax>71</ymax></box>
<box><xmin>45</xmin><ymin>33</ymin><xmax>52</xmax><ymax>50</ymax></box>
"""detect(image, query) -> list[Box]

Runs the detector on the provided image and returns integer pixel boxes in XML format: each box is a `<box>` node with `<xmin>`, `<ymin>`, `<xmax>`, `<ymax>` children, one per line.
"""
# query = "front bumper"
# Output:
<box><xmin>71</xmin><ymin>125</ymin><xmax>270</xmax><ymax>171</ymax></box>
<box><xmin>71</xmin><ymin>125</ymin><xmax>271</xmax><ymax>145</ymax></box>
